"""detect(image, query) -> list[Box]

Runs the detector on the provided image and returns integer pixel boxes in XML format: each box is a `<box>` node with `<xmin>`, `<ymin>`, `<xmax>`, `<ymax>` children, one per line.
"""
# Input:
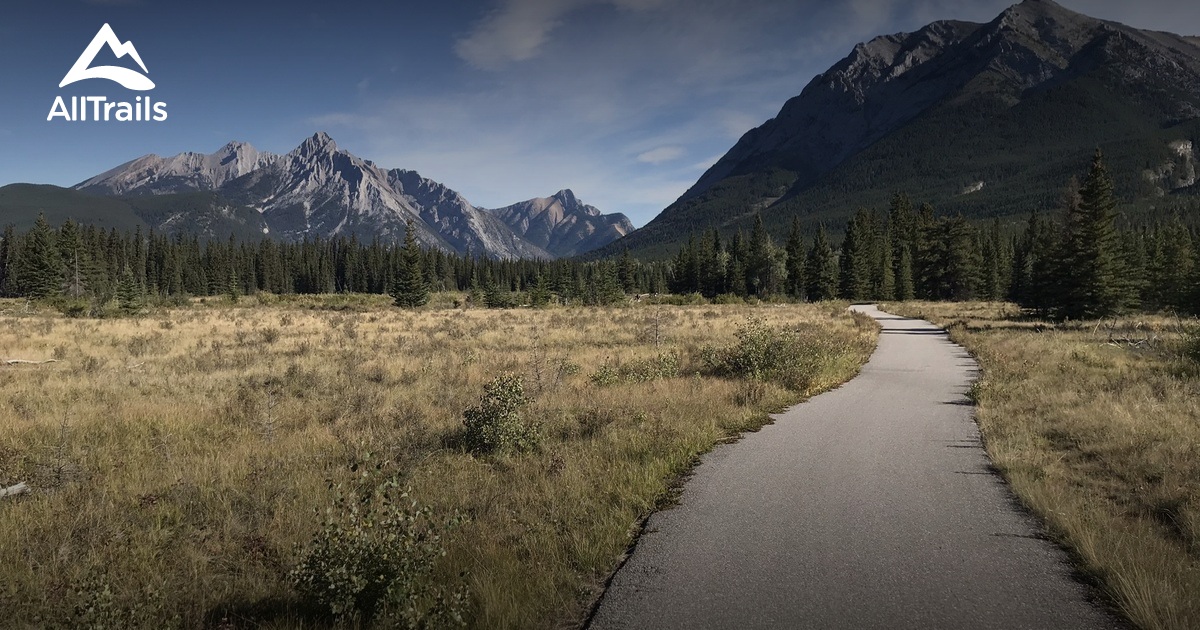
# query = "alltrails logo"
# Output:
<box><xmin>47</xmin><ymin>23</ymin><xmax>168</xmax><ymax>122</ymax></box>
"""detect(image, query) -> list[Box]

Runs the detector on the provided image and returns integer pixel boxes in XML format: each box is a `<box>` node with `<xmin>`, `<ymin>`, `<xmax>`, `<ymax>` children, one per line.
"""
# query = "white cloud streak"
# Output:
<box><xmin>636</xmin><ymin>146</ymin><xmax>685</xmax><ymax>164</ymax></box>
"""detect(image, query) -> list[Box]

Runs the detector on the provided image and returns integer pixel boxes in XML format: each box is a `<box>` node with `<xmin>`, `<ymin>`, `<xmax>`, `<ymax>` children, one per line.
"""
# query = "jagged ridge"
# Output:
<box><xmin>73</xmin><ymin>133</ymin><xmax>627</xmax><ymax>259</ymax></box>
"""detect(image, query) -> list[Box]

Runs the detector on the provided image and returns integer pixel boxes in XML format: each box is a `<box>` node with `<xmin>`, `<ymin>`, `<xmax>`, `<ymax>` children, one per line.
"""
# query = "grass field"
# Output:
<box><xmin>0</xmin><ymin>294</ymin><xmax>876</xmax><ymax>629</ymax></box>
<box><xmin>885</xmin><ymin>301</ymin><xmax>1200</xmax><ymax>630</ymax></box>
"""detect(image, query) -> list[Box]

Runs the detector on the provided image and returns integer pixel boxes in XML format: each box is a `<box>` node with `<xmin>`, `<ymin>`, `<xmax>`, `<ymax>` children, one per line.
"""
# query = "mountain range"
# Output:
<box><xmin>598</xmin><ymin>0</ymin><xmax>1200</xmax><ymax>259</ymax></box>
<box><xmin>2</xmin><ymin>133</ymin><xmax>633</xmax><ymax>259</ymax></box>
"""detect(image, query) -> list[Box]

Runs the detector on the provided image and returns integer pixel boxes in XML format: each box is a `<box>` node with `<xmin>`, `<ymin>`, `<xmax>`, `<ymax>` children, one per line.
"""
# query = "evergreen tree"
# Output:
<box><xmin>940</xmin><ymin>216</ymin><xmax>982</xmax><ymax>301</ymax></box>
<box><xmin>838</xmin><ymin>210</ymin><xmax>871</xmax><ymax>301</ymax></box>
<box><xmin>874</xmin><ymin>226</ymin><xmax>895</xmax><ymax>300</ymax></box>
<box><xmin>913</xmin><ymin>203</ymin><xmax>938</xmax><ymax>299</ymax></box>
<box><xmin>670</xmin><ymin>235</ymin><xmax>699</xmax><ymax>294</ymax></box>
<box><xmin>0</xmin><ymin>224</ymin><xmax>16</xmax><ymax>297</ymax></box>
<box><xmin>17</xmin><ymin>214</ymin><xmax>61</xmax><ymax>299</ymax></box>
<box><xmin>700</xmin><ymin>230</ymin><xmax>726</xmax><ymax>298</ymax></box>
<box><xmin>729</xmin><ymin>258</ymin><xmax>747</xmax><ymax>297</ymax></box>
<box><xmin>980</xmin><ymin>219</ymin><xmax>1004</xmax><ymax>300</ymax></box>
<box><xmin>746</xmin><ymin>214</ymin><xmax>777</xmax><ymax>297</ymax></box>
<box><xmin>1058</xmin><ymin>150</ymin><xmax>1130</xmax><ymax>319</ymax></box>
<box><xmin>806</xmin><ymin>226</ymin><xmax>838</xmax><ymax>301</ymax></box>
<box><xmin>1151</xmin><ymin>219</ymin><xmax>1194</xmax><ymax>311</ymax></box>
<box><xmin>529</xmin><ymin>273</ymin><xmax>552</xmax><ymax>307</ymax></box>
<box><xmin>784</xmin><ymin>218</ymin><xmax>805</xmax><ymax>299</ymax></box>
<box><xmin>895</xmin><ymin>243</ymin><xmax>915</xmax><ymax>300</ymax></box>
<box><xmin>116</xmin><ymin>263</ymin><xmax>143</xmax><ymax>314</ymax></box>
<box><xmin>616</xmin><ymin>248</ymin><xmax>637</xmax><ymax>293</ymax></box>
<box><xmin>390</xmin><ymin>220</ymin><xmax>429</xmax><ymax>308</ymax></box>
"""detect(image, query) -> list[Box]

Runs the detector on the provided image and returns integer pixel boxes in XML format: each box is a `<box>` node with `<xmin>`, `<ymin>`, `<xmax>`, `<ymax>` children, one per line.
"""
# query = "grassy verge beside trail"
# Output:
<box><xmin>885</xmin><ymin>301</ymin><xmax>1200</xmax><ymax>630</ymax></box>
<box><xmin>0</xmin><ymin>296</ymin><xmax>876</xmax><ymax>629</ymax></box>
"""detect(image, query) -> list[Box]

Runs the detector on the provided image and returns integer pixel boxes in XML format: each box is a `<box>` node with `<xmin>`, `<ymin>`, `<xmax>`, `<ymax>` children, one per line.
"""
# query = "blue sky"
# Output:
<box><xmin>2</xmin><ymin>0</ymin><xmax>1199</xmax><ymax>226</ymax></box>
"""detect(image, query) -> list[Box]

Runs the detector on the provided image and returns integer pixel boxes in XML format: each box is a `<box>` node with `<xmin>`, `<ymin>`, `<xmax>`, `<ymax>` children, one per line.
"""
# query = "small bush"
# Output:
<box><xmin>66</xmin><ymin>569</ymin><xmax>177</xmax><ymax>629</ymax></box>
<box><xmin>702</xmin><ymin>317</ymin><xmax>844</xmax><ymax>392</ymax></box>
<box><xmin>1181</xmin><ymin>327</ymin><xmax>1200</xmax><ymax>365</ymax></box>
<box><xmin>260</xmin><ymin>327</ymin><xmax>281</xmax><ymax>344</ymax></box>
<box><xmin>590</xmin><ymin>352</ymin><xmax>681</xmax><ymax>386</ymax></box>
<box><xmin>589</xmin><ymin>362</ymin><xmax>620</xmax><ymax>386</ymax></box>
<box><xmin>53</xmin><ymin>297</ymin><xmax>91</xmax><ymax>318</ymax></box>
<box><xmin>290</xmin><ymin>457</ymin><xmax>468</xmax><ymax>627</ymax></box>
<box><xmin>462</xmin><ymin>375</ymin><xmax>540</xmax><ymax>454</ymax></box>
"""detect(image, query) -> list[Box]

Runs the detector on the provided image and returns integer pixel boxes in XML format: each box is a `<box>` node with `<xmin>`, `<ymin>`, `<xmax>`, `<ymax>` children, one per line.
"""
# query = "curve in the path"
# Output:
<box><xmin>588</xmin><ymin>305</ymin><xmax>1121</xmax><ymax>630</ymax></box>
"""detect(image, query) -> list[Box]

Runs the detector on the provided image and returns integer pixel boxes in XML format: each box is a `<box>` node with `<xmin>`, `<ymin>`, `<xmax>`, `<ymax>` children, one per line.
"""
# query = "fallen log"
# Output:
<box><xmin>0</xmin><ymin>482</ymin><xmax>30</xmax><ymax>499</ymax></box>
<box><xmin>2</xmin><ymin>359</ymin><xmax>58</xmax><ymax>366</ymax></box>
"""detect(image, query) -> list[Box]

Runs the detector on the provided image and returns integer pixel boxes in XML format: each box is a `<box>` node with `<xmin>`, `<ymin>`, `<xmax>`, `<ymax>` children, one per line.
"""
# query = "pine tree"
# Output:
<box><xmin>670</xmin><ymin>235</ymin><xmax>699</xmax><ymax>294</ymax></box>
<box><xmin>875</xmin><ymin>226</ymin><xmax>895</xmax><ymax>301</ymax></box>
<box><xmin>913</xmin><ymin>203</ymin><xmax>938</xmax><ymax>299</ymax></box>
<box><xmin>391</xmin><ymin>220</ymin><xmax>429</xmax><ymax>308</ymax></box>
<box><xmin>0</xmin><ymin>224</ymin><xmax>16</xmax><ymax>297</ymax></box>
<box><xmin>784</xmin><ymin>218</ymin><xmax>805</xmax><ymax>299</ymax></box>
<box><xmin>888</xmin><ymin>194</ymin><xmax>916</xmax><ymax>302</ymax></box>
<box><xmin>1154</xmin><ymin>219</ymin><xmax>1194</xmax><ymax>311</ymax></box>
<box><xmin>895</xmin><ymin>243</ymin><xmax>915</xmax><ymax>300</ymax></box>
<box><xmin>806</xmin><ymin>226</ymin><xmax>838</xmax><ymax>301</ymax></box>
<box><xmin>746</xmin><ymin>214</ymin><xmax>776</xmax><ymax>297</ymax></box>
<box><xmin>1059</xmin><ymin>150</ymin><xmax>1130</xmax><ymax>319</ymax></box>
<box><xmin>838</xmin><ymin>211</ymin><xmax>871</xmax><ymax>301</ymax></box>
<box><xmin>529</xmin><ymin>273</ymin><xmax>552</xmax><ymax>307</ymax></box>
<box><xmin>116</xmin><ymin>263</ymin><xmax>143</xmax><ymax>314</ymax></box>
<box><xmin>616</xmin><ymin>248</ymin><xmax>637</xmax><ymax>293</ymax></box>
<box><xmin>700</xmin><ymin>230</ymin><xmax>726</xmax><ymax>298</ymax></box>
<box><xmin>728</xmin><ymin>258</ymin><xmax>747</xmax><ymax>297</ymax></box>
<box><xmin>17</xmin><ymin>214</ymin><xmax>62</xmax><ymax>299</ymax></box>
<box><xmin>940</xmin><ymin>216</ymin><xmax>981</xmax><ymax>301</ymax></box>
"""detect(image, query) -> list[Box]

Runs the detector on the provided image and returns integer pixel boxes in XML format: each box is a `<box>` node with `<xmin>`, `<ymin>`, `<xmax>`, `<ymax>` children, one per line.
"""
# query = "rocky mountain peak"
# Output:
<box><xmin>553</xmin><ymin>188</ymin><xmax>580</xmax><ymax>207</ymax></box>
<box><xmin>295</xmin><ymin>132</ymin><xmax>338</xmax><ymax>158</ymax></box>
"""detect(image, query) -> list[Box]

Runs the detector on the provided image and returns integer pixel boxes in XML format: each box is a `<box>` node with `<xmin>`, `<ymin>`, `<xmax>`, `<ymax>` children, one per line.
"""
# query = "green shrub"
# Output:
<box><xmin>1182</xmin><ymin>326</ymin><xmax>1200</xmax><ymax>365</ymax></box>
<box><xmin>66</xmin><ymin>569</ymin><xmax>177</xmax><ymax>629</ymax></box>
<box><xmin>590</xmin><ymin>352</ymin><xmax>680</xmax><ymax>386</ymax></box>
<box><xmin>702</xmin><ymin>316</ymin><xmax>845</xmax><ymax>391</ymax></box>
<box><xmin>290</xmin><ymin>456</ymin><xmax>468</xmax><ymax>627</ymax></box>
<box><xmin>624</xmin><ymin>352</ymin><xmax>680</xmax><ymax>382</ymax></box>
<box><xmin>589</xmin><ymin>362</ymin><xmax>620</xmax><ymax>386</ymax></box>
<box><xmin>462</xmin><ymin>375</ymin><xmax>540</xmax><ymax>454</ymax></box>
<box><xmin>483</xmin><ymin>286</ymin><xmax>519</xmax><ymax>309</ymax></box>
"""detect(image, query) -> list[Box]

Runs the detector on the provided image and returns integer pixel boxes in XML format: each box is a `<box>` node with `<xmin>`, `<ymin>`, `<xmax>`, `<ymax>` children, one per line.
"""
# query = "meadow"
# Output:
<box><xmin>886</xmin><ymin>301</ymin><xmax>1200</xmax><ymax>630</ymax></box>
<box><xmin>0</xmin><ymin>294</ymin><xmax>876</xmax><ymax>629</ymax></box>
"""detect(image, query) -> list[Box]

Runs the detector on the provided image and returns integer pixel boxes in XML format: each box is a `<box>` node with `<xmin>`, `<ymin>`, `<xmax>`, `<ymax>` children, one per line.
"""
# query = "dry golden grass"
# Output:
<box><xmin>0</xmin><ymin>295</ymin><xmax>875</xmax><ymax>629</ymax></box>
<box><xmin>885</xmin><ymin>301</ymin><xmax>1200</xmax><ymax>630</ymax></box>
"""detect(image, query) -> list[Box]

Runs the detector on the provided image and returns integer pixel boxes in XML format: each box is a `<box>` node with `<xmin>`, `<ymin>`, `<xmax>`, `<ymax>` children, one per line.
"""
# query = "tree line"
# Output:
<box><xmin>668</xmin><ymin>150</ymin><xmax>1199</xmax><ymax>317</ymax></box>
<box><xmin>0</xmin><ymin>216</ymin><xmax>666</xmax><ymax>312</ymax></box>
<box><xmin>0</xmin><ymin>151</ymin><xmax>1196</xmax><ymax>316</ymax></box>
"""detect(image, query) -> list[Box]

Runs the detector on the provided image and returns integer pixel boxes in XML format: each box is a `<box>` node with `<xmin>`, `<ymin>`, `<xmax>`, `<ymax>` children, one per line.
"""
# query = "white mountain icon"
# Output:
<box><xmin>59</xmin><ymin>23</ymin><xmax>155</xmax><ymax>91</ymax></box>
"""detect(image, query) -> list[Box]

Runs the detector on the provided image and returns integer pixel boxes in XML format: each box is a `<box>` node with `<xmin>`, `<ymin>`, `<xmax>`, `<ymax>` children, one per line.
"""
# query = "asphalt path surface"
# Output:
<box><xmin>588</xmin><ymin>305</ymin><xmax>1121</xmax><ymax>629</ymax></box>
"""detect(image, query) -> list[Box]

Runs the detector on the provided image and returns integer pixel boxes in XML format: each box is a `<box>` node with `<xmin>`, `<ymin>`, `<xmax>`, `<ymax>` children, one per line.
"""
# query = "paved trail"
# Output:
<box><xmin>589</xmin><ymin>305</ymin><xmax>1120</xmax><ymax>630</ymax></box>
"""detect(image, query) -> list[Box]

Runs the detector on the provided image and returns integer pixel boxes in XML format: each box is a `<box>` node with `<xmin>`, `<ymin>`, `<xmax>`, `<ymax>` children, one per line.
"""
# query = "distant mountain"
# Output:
<box><xmin>601</xmin><ymin>0</ymin><xmax>1200</xmax><ymax>259</ymax></box>
<box><xmin>488</xmin><ymin>189</ymin><xmax>634</xmax><ymax>258</ymax></box>
<box><xmin>0</xmin><ymin>184</ymin><xmax>267</xmax><ymax>241</ymax></box>
<box><xmin>36</xmin><ymin>132</ymin><xmax>627</xmax><ymax>259</ymax></box>
<box><xmin>77</xmin><ymin>141</ymin><xmax>279</xmax><ymax>196</ymax></box>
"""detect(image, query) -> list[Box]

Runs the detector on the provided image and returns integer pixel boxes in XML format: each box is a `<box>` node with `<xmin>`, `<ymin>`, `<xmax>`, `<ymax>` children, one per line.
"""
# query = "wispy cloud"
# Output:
<box><xmin>455</xmin><ymin>0</ymin><xmax>588</xmax><ymax>70</ymax></box>
<box><xmin>454</xmin><ymin>0</ymin><xmax>673</xmax><ymax>70</ymax></box>
<box><xmin>636</xmin><ymin>146</ymin><xmax>685</xmax><ymax>164</ymax></box>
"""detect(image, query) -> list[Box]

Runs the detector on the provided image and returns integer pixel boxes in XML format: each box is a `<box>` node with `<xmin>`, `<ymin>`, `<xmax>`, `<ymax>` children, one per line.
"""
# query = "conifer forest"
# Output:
<box><xmin>2</xmin><ymin>152</ymin><xmax>1195</xmax><ymax>317</ymax></box>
